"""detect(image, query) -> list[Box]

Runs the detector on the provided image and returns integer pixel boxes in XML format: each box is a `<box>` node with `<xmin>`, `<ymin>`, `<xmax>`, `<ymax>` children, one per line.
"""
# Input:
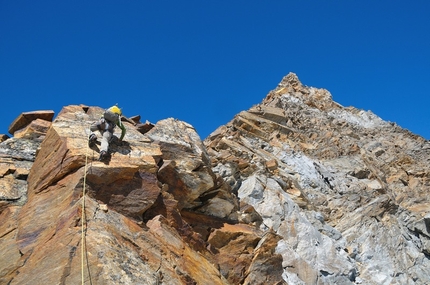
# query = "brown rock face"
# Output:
<box><xmin>8</xmin><ymin>110</ymin><xmax>54</xmax><ymax>135</ymax></box>
<box><xmin>2</xmin><ymin>72</ymin><xmax>429</xmax><ymax>284</ymax></box>
<box><xmin>0</xmin><ymin>104</ymin><xmax>274</xmax><ymax>285</ymax></box>
<box><xmin>207</xmin><ymin>224</ymin><xmax>284</xmax><ymax>285</ymax></box>
<box><xmin>13</xmin><ymin>118</ymin><xmax>51</xmax><ymax>140</ymax></box>
<box><xmin>0</xmin><ymin>134</ymin><xmax>9</xmax><ymax>142</ymax></box>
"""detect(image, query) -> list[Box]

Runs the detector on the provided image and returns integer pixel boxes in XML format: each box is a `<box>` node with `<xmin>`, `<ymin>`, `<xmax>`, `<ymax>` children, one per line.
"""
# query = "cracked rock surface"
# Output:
<box><xmin>204</xmin><ymin>73</ymin><xmax>430</xmax><ymax>284</ymax></box>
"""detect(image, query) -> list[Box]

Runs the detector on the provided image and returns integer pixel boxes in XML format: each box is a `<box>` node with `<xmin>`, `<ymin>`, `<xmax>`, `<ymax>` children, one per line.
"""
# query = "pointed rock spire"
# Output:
<box><xmin>278</xmin><ymin>72</ymin><xmax>303</xmax><ymax>89</ymax></box>
<box><xmin>262</xmin><ymin>72</ymin><xmax>336</xmax><ymax>111</ymax></box>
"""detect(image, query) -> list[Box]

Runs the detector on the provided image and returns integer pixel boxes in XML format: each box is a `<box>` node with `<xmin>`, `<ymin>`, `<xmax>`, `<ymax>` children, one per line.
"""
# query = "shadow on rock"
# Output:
<box><xmin>110</xmin><ymin>137</ymin><xmax>131</xmax><ymax>156</ymax></box>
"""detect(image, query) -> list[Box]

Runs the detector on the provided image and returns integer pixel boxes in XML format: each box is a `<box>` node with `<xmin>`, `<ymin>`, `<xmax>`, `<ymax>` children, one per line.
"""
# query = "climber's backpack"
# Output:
<box><xmin>103</xmin><ymin>106</ymin><xmax>121</xmax><ymax>123</ymax></box>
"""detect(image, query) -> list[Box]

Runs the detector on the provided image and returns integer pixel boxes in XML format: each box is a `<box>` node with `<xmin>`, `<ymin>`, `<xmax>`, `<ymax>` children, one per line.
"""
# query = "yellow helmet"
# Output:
<box><xmin>109</xmin><ymin>105</ymin><xmax>122</xmax><ymax>116</ymax></box>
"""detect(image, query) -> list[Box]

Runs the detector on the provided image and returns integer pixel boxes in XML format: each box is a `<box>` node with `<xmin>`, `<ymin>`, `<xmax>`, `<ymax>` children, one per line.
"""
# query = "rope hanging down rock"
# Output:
<box><xmin>81</xmin><ymin>134</ymin><xmax>90</xmax><ymax>285</ymax></box>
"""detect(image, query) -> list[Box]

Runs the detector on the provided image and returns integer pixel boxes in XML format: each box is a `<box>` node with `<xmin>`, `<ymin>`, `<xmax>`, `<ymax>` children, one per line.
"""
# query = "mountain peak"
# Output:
<box><xmin>278</xmin><ymin>72</ymin><xmax>302</xmax><ymax>89</ymax></box>
<box><xmin>261</xmin><ymin>72</ymin><xmax>336</xmax><ymax>112</ymax></box>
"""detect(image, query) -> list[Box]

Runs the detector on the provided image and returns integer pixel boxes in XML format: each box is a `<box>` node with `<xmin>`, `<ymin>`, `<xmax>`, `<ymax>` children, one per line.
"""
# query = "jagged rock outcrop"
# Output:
<box><xmin>1</xmin><ymin>73</ymin><xmax>429</xmax><ymax>284</ymax></box>
<box><xmin>0</xmin><ymin>110</ymin><xmax>54</xmax><ymax>210</ymax></box>
<box><xmin>0</xmin><ymin>135</ymin><xmax>10</xmax><ymax>142</ymax></box>
<box><xmin>0</xmin><ymin>104</ymin><xmax>277</xmax><ymax>285</ymax></box>
<box><xmin>204</xmin><ymin>73</ymin><xmax>430</xmax><ymax>284</ymax></box>
<box><xmin>0</xmin><ymin>138</ymin><xmax>40</xmax><ymax>212</ymax></box>
<box><xmin>8</xmin><ymin>110</ymin><xmax>54</xmax><ymax>139</ymax></box>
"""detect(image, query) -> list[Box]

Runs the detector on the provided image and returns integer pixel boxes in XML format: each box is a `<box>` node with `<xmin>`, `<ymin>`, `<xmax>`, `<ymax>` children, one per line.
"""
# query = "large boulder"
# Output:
<box><xmin>146</xmin><ymin>118</ymin><xmax>238</xmax><ymax>219</ymax></box>
<box><xmin>8</xmin><ymin>110</ymin><xmax>54</xmax><ymax>135</ymax></box>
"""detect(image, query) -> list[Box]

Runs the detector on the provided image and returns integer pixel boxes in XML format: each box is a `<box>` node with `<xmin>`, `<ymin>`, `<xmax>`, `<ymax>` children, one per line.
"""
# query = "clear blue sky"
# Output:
<box><xmin>1</xmin><ymin>1</ymin><xmax>429</xmax><ymax>140</ymax></box>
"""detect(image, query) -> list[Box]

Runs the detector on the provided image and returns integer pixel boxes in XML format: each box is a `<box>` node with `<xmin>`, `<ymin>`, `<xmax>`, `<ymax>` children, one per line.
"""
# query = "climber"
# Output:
<box><xmin>88</xmin><ymin>105</ymin><xmax>126</xmax><ymax>161</ymax></box>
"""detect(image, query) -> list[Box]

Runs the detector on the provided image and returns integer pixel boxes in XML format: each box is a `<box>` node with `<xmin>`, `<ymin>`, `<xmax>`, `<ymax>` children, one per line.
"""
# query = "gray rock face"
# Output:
<box><xmin>205</xmin><ymin>73</ymin><xmax>430</xmax><ymax>284</ymax></box>
<box><xmin>0</xmin><ymin>138</ymin><xmax>41</xmax><ymax>208</ymax></box>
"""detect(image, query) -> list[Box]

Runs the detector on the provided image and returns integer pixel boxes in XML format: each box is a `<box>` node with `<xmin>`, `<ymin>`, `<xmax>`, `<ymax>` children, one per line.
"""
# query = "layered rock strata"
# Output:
<box><xmin>204</xmin><ymin>73</ymin><xmax>430</xmax><ymax>284</ymax></box>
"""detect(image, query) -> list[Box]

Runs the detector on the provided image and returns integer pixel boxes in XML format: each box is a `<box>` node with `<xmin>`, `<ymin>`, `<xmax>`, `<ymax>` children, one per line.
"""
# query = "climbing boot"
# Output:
<box><xmin>88</xmin><ymin>134</ymin><xmax>97</xmax><ymax>147</ymax></box>
<box><xmin>98</xmin><ymin>150</ymin><xmax>107</xmax><ymax>161</ymax></box>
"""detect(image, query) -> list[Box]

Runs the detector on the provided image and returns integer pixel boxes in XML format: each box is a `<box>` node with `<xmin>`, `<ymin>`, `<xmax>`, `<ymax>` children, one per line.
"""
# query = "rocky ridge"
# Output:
<box><xmin>205</xmin><ymin>73</ymin><xmax>430</xmax><ymax>284</ymax></box>
<box><xmin>0</xmin><ymin>73</ymin><xmax>429</xmax><ymax>284</ymax></box>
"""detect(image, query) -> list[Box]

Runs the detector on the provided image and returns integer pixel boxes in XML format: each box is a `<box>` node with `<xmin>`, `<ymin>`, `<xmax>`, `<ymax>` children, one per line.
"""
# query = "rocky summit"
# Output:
<box><xmin>1</xmin><ymin>73</ymin><xmax>429</xmax><ymax>285</ymax></box>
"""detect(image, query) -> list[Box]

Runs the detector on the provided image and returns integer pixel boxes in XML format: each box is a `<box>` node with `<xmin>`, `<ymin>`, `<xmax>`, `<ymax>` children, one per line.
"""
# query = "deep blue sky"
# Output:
<box><xmin>1</xmin><ymin>1</ymin><xmax>429</xmax><ymax>140</ymax></box>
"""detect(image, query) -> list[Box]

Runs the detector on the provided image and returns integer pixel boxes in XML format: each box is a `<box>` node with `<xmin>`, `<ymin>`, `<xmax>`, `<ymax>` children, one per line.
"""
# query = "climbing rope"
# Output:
<box><xmin>81</xmin><ymin>135</ymin><xmax>90</xmax><ymax>285</ymax></box>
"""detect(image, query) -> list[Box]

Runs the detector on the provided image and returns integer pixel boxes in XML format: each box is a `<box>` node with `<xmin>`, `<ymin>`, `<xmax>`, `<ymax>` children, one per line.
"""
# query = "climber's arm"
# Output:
<box><xmin>117</xmin><ymin>119</ymin><xmax>126</xmax><ymax>141</ymax></box>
